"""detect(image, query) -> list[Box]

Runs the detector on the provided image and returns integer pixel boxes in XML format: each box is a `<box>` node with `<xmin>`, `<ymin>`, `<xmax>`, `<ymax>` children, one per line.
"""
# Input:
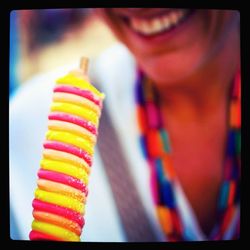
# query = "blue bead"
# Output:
<box><xmin>226</xmin><ymin>130</ymin><xmax>236</xmax><ymax>156</ymax></box>
<box><xmin>155</xmin><ymin>158</ymin><xmax>162</xmax><ymax>174</ymax></box>
<box><xmin>155</xmin><ymin>158</ymin><xmax>166</xmax><ymax>182</ymax></box>
<box><xmin>154</xmin><ymin>159</ymin><xmax>176</xmax><ymax>208</ymax></box>
<box><xmin>139</xmin><ymin>135</ymin><xmax>148</xmax><ymax>158</ymax></box>
<box><xmin>135</xmin><ymin>74</ymin><xmax>145</xmax><ymax>105</ymax></box>
<box><xmin>162</xmin><ymin>180</ymin><xmax>175</xmax><ymax>208</ymax></box>
<box><xmin>218</xmin><ymin>182</ymin><xmax>229</xmax><ymax>210</ymax></box>
<box><xmin>154</xmin><ymin>160</ymin><xmax>164</xmax><ymax>204</ymax></box>
<box><xmin>232</xmin><ymin>158</ymin><xmax>240</xmax><ymax>179</ymax></box>
<box><xmin>183</xmin><ymin>228</ymin><xmax>196</xmax><ymax>241</ymax></box>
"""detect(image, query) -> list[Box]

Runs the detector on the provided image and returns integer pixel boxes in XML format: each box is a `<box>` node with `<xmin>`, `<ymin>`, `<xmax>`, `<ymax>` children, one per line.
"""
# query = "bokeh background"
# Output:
<box><xmin>9</xmin><ymin>8</ymin><xmax>118</xmax><ymax>238</ymax></box>
<box><xmin>9</xmin><ymin>9</ymin><xmax>117</xmax><ymax>98</ymax></box>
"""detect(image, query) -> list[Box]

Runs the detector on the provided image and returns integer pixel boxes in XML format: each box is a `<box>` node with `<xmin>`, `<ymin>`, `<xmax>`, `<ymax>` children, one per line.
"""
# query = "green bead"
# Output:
<box><xmin>236</xmin><ymin>132</ymin><xmax>241</xmax><ymax>155</ymax></box>
<box><xmin>160</xmin><ymin>129</ymin><xmax>171</xmax><ymax>153</ymax></box>
<box><xmin>155</xmin><ymin>158</ymin><xmax>169</xmax><ymax>182</ymax></box>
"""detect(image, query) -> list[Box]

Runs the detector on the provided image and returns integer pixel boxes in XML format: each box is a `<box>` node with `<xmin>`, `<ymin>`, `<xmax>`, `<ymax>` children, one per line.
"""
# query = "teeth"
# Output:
<box><xmin>162</xmin><ymin>16</ymin><xmax>170</xmax><ymax>29</ymax></box>
<box><xmin>141</xmin><ymin>22</ymin><xmax>152</xmax><ymax>34</ymax></box>
<box><xmin>129</xmin><ymin>10</ymin><xmax>189</xmax><ymax>36</ymax></box>
<box><xmin>169</xmin><ymin>12</ymin><xmax>179</xmax><ymax>25</ymax></box>
<box><xmin>151</xmin><ymin>19</ymin><xmax>164</xmax><ymax>33</ymax></box>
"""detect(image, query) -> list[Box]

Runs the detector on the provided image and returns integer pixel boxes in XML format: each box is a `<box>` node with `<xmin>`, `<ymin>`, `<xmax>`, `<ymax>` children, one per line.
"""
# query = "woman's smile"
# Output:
<box><xmin>98</xmin><ymin>9</ymin><xmax>239</xmax><ymax>86</ymax></box>
<box><xmin>120</xmin><ymin>9</ymin><xmax>194</xmax><ymax>37</ymax></box>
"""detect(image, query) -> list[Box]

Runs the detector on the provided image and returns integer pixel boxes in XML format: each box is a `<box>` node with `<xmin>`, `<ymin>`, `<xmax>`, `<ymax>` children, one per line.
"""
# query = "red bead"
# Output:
<box><xmin>221</xmin><ymin>206</ymin><xmax>236</xmax><ymax>234</ymax></box>
<box><xmin>170</xmin><ymin>210</ymin><xmax>183</xmax><ymax>235</ymax></box>
<box><xmin>228</xmin><ymin>181</ymin><xmax>236</xmax><ymax>206</ymax></box>
<box><xmin>146</xmin><ymin>129</ymin><xmax>163</xmax><ymax>158</ymax></box>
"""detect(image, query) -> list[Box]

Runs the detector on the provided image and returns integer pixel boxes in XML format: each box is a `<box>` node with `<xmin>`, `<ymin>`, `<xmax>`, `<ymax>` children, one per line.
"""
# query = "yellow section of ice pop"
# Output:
<box><xmin>56</xmin><ymin>73</ymin><xmax>105</xmax><ymax>99</ymax></box>
<box><xmin>46</xmin><ymin>130</ymin><xmax>94</xmax><ymax>156</ymax></box>
<box><xmin>35</xmin><ymin>188</ymin><xmax>85</xmax><ymax>214</ymax></box>
<box><xmin>40</xmin><ymin>158</ymin><xmax>89</xmax><ymax>182</ymax></box>
<box><xmin>32</xmin><ymin>220</ymin><xmax>80</xmax><ymax>241</ymax></box>
<box><xmin>50</xmin><ymin>102</ymin><xmax>99</xmax><ymax>126</ymax></box>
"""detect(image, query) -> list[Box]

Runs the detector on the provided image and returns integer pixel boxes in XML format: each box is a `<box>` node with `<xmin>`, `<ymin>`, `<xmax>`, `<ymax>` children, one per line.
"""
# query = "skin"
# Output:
<box><xmin>95</xmin><ymin>8</ymin><xmax>240</xmax><ymax>236</ymax></box>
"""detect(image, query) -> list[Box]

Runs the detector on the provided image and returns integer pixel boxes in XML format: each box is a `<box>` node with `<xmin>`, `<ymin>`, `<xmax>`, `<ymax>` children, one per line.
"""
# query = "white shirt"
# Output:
<box><xmin>9</xmin><ymin>43</ymin><xmax>239</xmax><ymax>242</ymax></box>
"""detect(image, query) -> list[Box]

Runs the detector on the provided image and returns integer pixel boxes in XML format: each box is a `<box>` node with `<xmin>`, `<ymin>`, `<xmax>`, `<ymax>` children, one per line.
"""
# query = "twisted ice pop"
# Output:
<box><xmin>29</xmin><ymin>58</ymin><xmax>105</xmax><ymax>241</ymax></box>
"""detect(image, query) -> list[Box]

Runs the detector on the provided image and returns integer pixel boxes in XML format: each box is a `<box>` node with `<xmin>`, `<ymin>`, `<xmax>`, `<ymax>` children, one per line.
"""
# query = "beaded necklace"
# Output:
<box><xmin>135</xmin><ymin>69</ymin><xmax>241</xmax><ymax>241</ymax></box>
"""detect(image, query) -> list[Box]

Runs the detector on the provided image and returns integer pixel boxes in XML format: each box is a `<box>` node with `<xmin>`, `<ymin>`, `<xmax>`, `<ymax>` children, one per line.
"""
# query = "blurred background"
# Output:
<box><xmin>9</xmin><ymin>9</ymin><xmax>117</xmax><ymax>98</ymax></box>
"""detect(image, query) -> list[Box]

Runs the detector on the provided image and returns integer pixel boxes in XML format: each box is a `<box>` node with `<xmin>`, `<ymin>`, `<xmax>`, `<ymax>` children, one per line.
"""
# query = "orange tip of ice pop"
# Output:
<box><xmin>68</xmin><ymin>57</ymin><xmax>89</xmax><ymax>82</ymax></box>
<box><xmin>80</xmin><ymin>57</ymin><xmax>89</xmax><ymax>75</ymax></box>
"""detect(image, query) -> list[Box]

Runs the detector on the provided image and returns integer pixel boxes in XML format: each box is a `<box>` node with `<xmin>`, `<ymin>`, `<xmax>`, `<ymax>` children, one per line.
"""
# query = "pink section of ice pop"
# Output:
<box><xmin>53</xmin><ymin>85</ymin><xmax>101</xmax><ymax>106</ymax></box>
<box><xmin>29</xmin><ymin>230</ymin><xmax>62</xmax><ymax>241</ymax></box>
<box><xmin>32</xmin><ymin>199</ymin><xmax>85</xmax><ymax>228</ymax></box>
<box><xmin>48</xmin><ymin>112</ymin><xmax>97</xmax><ymax>135</ymax></box>
<box><xmin>43</xmin><ymin>140</ymin><xmax>92</xmax><ymax>166</ymax></box>
<box><xmin>37</xmin><ymin>169</ymin><xmax>88</xmax><ymax>194</ymax></box>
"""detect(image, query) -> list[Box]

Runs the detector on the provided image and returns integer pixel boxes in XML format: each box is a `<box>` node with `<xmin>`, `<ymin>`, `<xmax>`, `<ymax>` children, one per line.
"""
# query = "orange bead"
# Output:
<box><xmin>136</xmin><ymin>106</ymin><xmax>147</xmax><ymax>133</ymax></box>
<box><xmin>156</xmin><ymin>206</ymin><xmax>173</xmax><ymax>234</ymax></box>
<box><xmin>162</xmin><ymin>154</ymin><xmax>176</xmax><ymax>180</ymax></box>
<box><xmin>230</xmin><ymin>100</ymin><xmax>240</xmax><ymax>128</ymax></box>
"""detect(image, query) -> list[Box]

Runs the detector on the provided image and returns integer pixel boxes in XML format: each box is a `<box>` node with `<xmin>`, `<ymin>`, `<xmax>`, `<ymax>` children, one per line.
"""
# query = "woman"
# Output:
<box><xmin>10</xmin><ymin>8</ymin><xmax>240</xmax><ymax>241</ymax></box>
<box><xmin>96</xmin><ymin>8</ymin><xmax>240</xmax><ymax>241</ymax></box>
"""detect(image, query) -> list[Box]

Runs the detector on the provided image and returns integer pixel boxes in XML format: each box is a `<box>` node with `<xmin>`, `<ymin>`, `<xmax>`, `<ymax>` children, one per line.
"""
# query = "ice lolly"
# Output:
<box><xmin>29</xmin><ymin>57</ymin><xmax>105</xmax><ymax>241</ymax></box>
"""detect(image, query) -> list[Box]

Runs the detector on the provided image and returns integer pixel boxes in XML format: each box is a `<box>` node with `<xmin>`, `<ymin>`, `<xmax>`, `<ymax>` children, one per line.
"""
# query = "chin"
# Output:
<box><xmin>137</xmin><ymin>51</ymin><xmax>203</xmax><ymax>87</ymax></box>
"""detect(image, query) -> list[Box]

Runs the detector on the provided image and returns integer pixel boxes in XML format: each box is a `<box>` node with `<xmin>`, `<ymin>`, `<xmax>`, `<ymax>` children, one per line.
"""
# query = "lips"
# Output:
<box><xmin>120</xmin><ymin>9</ymin><xmax>194</xmax><ymax>37</ymax></box>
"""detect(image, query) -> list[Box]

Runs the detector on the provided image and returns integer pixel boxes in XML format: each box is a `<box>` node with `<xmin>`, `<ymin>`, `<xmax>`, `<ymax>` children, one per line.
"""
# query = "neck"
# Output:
<box><xmin>157</xmin><ymin>67</ymin><xmax>235</xmax><ymax>123</ymax></box>
<box><xmin>153</xmin><ymin>30</ymin><xmax>240</xmax><ymax>123</ymax></box>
